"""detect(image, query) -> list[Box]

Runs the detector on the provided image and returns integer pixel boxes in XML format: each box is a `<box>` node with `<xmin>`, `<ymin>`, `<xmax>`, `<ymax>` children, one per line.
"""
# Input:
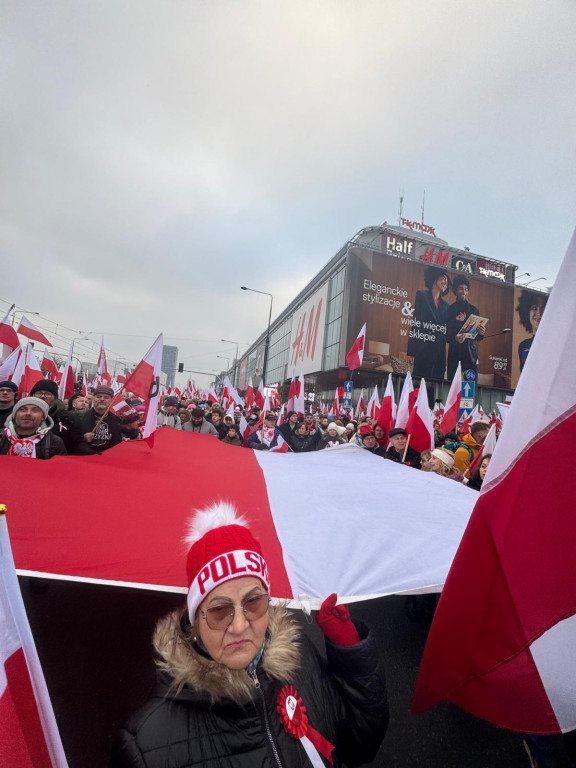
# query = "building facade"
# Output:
<box><xmin>236</xmin><ymin>224</ymin><xmax>549</xmax><ymax>415</ymax></box>
<box><xmin>161</xmin><ymin>345</ymin><xmax>179</xmax><ymax>389</ymax></box>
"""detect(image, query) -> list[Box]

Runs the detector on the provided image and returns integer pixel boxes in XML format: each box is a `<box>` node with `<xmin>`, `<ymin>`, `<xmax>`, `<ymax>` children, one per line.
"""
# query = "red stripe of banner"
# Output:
<box><xmin>4</xmin><ymin>430</ymin><xmax>293</xmax><ymax>598</ymax></box>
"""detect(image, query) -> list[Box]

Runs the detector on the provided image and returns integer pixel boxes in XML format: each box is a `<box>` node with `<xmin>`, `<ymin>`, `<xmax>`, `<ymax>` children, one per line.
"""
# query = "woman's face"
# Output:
<box><xmin>479</xmin><ymin>457</ymin><xmax>491</xmax><ymax>480</ymax></box>
<box><xmin>428</xmin><ymin>455</ymin><xmax>443</xmax><ymax>472</ymax></box>
<box><xmin>420</xmin><ymin>453</ymin><xmax>433</xmax><ymax>471</ymax></box>
<box><xmin>197</xmin><ymin>577</ymin><xmax>269</xmax><ymax>670</ymax></box>
<box><xmin>434</xmin><ymin>275</ymin><xmax>448</xmax><ymax>293</ymax></box>
<box><xmin>529</xmin><ymin>300</ymin><xmax>544</xmax><ymax>332</ymax></box>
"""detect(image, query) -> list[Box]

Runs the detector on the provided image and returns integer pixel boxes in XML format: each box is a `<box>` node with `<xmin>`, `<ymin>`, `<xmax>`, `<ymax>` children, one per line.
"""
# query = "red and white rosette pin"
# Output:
<box><xmin>277</xmin><ymin>685</ymin><xmax>334</xmax><ymax>766</ymax></box>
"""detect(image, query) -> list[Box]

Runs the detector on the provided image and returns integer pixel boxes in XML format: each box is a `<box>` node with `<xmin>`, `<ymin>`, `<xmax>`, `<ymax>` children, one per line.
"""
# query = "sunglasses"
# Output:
<box><xmin>200</xmin><ymin>593</ymin><xmax>271</xmax><ymax>630</ymax></box>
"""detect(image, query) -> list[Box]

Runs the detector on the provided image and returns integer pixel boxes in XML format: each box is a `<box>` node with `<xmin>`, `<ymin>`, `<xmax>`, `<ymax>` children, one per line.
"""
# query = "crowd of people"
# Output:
<box><xmin>0</xmin><ymin>377</ymin><xmax>492</xmax><ymax>489</ymax></box>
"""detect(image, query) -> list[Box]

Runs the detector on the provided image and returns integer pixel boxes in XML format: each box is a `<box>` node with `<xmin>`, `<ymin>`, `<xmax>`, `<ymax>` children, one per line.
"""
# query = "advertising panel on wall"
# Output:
<box><xmin>288</xmin><ymin>282</ymin><xmax>329</xmax><ymax>375</ymax></box>
<box><xmin>238</xmin><ymin>357</ymin><xmax>248</xmax><ymax>390</ymax></box>
<box><xmin>346</xmin><ymin>246</ymin><xmax>514</xmax><ymax>388</ymax></box>
<box><xmin>511</xmin><ymin>286</ymin><xmax>549</xmax><ymax>388</ymax></box>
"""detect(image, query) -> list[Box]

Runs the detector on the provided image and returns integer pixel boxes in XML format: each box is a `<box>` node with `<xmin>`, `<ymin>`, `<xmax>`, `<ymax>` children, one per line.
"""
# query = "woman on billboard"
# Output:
<box><xmin>407</xmin><ymin>266</ymin><xmax>451</xmax><ymax>380</ymax></box>
<box><xmin>516</xmin><ymin>290</ymin><xmax>548</xmax><ymax>371</ymax></box>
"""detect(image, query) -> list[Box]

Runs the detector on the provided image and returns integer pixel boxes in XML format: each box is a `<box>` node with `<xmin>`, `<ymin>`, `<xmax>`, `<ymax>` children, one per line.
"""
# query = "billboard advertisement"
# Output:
<box><xmin>288</xmin><ymin>282</ymin><xmax>328</xmax><ymax>375</ymax></box>
<box><xmin>346</xmin><ymin>246</ymin><xmax>514</xmax><ymax>388</ymax></box>
<box><xmin>238</xmin><ymin>357</ymin><xmax>248</xmax><ymax>391</ymax></box>
<box><xmin>511</xmin><ymin>286</ymin><xmax>549</xmax><ymax>387</ymax></box>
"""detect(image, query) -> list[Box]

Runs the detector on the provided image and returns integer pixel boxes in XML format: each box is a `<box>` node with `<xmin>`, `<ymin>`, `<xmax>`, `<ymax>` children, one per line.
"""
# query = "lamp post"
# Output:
<box><xmin>216</xmin><ymin>356</ymin><xmax>230</xmax><ymax>377</ymax></box>
<box><xmin>240</xmin><ymin>286</ymin><xmax>273</xmax><ymax>385</ymax></box>
<box><xmin>483</xmin><ymin>328</ymin><xmax>512</xmax><ymax>340</ymax></box>
<box><xmin>523</xmin><ymin>277</ymin><xmax>546</xmax><ymax>287</ymax></box>
<box><xmin>221</xmin><ymin>339</ymin><xmax>240</xmax><ymax>387</ymax></box>
<box><xmin>515</xmin><ymin>272</ymin><xmax>530</xmax><ymax>281</ymax></box>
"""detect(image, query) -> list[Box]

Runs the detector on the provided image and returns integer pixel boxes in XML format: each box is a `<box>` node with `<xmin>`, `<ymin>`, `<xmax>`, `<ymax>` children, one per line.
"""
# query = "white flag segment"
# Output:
<box><xmin>255</xmin><ymin>444</ymin><xmax>475</xmax><ymax>602</ymax></box>
<box><xmin>0</xmin><ymin>512</ymin><xmax>68</xmax><ymax>767</ymax></box>
<box><xmin>57</xmin><ymin>342</ymin><xmax>75</xmax><ymax>400</ymax></box>
<box><xmin>395</xmin><ymin>371</ymin><xmax>413</xmax><ymax>429</ymax></box>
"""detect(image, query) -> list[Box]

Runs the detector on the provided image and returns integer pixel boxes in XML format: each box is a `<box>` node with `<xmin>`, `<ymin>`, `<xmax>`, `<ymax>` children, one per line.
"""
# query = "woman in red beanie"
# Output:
<box><xmin>110</xmin><ymin>502</ymin><xmax>388</xmax><ymax>768</ymax></box>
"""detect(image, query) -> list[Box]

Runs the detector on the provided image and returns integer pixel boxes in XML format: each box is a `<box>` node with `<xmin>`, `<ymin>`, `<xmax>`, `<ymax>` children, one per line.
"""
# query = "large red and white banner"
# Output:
<box><xmin>0</xmin><ymin>511</ymin><xmax>68</xmax><ymax>767</ymax></box>
<box><xmin>2</xmin><ymin>430</ymin><xmax>475</xmax><ymax>606</ymax></box>
<box><xmin>412</xmin><ymin>229</ymin><xmax>576</xmax><ymax>734</ymax></box>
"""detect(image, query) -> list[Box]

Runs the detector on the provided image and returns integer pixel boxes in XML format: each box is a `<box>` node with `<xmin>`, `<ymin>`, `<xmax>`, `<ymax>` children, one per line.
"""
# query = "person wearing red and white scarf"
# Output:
<box><xmin>0</xmin><ymin>397</ymin><xmax>67</xmax><ymax>459</ymax></box>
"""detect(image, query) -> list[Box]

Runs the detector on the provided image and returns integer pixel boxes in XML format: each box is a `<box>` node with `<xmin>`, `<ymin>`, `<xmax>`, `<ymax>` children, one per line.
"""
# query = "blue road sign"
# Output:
<box><xmin>464</xmin><ymin>369</ymin><xmax>476</xmax><ymax>381</ymax></box>
<box><xmin>461</xmin><ymin>381</ymin><xmax>475</xmax><ymax>400</ymax></box>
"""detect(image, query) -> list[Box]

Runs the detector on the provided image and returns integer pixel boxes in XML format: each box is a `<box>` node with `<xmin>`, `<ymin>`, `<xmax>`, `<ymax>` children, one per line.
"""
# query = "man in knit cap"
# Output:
<box><xmin>0</xmin><ymin>379</ymin><xmax>18</xmax><ymax>430</ymax></box>
<box><xmin>0</xmin><ymin>397</ymin><xmax>67</xmax><ymax>458</ymax></box>
<box><xmin>79</xmin><ymin>385</ymin><xmax>123</xmax><ymax>452</ymax></box>
<box><xmin>30</xmin><ymin>379</ymin><xmax>94</xmax><ymax>455</ymax></box>
<box><xmin>157</xmin><ymin>396</ymin><xmax>182</xmax><ymax>429</ymax></box>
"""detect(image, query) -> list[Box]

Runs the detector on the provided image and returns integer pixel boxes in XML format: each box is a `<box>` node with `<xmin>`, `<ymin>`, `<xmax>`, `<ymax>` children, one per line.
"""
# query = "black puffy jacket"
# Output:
<box><xmin>110</xmin><ymin>606</ymin><xmax>388</xmax><ymax>768</ymax></box>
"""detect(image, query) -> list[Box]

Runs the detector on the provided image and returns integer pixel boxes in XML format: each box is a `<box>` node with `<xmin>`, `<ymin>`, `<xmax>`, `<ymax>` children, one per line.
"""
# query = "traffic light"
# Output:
<box><xmin>178</xmin><ymin>363</ymin><xmax>184</xmax><ymax>373</ymax></box>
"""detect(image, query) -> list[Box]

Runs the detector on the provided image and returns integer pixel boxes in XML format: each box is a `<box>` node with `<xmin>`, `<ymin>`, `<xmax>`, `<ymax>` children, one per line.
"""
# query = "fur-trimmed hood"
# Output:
<box><xmin>153</xmin><ymin>604</ymin><xmax>301</xmax><ymax>706</ymax></box>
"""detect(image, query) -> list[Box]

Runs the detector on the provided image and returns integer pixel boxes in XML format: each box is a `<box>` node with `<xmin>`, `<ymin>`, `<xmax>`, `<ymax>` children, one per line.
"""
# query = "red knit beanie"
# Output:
<box><xmin>185</xmin><ymin>502</ymin><xmax>270</xmax><ymax>622</ymax></box>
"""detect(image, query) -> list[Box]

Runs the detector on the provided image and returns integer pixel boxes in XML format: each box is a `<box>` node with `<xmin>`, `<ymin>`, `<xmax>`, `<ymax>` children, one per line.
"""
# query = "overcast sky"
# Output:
<box><xmin>2</xmin><ymin>0</ymin><xmax>575</xmax><ymax>387</ymax></box>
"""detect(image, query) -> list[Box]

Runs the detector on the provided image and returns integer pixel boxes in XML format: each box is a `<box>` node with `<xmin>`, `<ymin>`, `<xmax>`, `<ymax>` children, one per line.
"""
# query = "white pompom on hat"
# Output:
<box><xmin>184</xmin><ymin>501</ymin><xmax>270</xmax><ymax>623</ymax></box>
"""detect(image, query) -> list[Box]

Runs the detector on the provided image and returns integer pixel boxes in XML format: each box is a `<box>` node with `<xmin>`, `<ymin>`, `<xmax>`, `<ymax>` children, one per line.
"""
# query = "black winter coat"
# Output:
<box><xmin>49</xmin><ymin>401</ymin><xmax>96</xmax><ymax>455</ymax></box>
<box><xmin>384</xmin><ymin>445</ymin><xmax>421</xmax><ymax>469</ymax></box>
<box><xmin>79</xmin><ymin>409</ymin><xmax>123</xmax><ymax>452</ymax></box>
<box><xmin>110</xmin><ymin>606</ymin><xmax>388</xmax><ymax>768</ymax></box>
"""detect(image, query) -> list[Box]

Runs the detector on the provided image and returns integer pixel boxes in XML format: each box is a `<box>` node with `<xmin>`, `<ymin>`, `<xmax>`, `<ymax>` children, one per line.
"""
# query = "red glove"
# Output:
<box><xmin>315</xmin><ymin>593</ymin><xmax>360</xmax><ymax>646</ymax></box>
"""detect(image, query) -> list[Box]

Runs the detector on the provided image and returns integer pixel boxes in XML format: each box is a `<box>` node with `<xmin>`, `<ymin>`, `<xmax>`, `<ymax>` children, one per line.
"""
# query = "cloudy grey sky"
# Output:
<box><xmin>2</xmin><ymin>0</ymin><xmax>575</xmax><ymax>387</ymax></box>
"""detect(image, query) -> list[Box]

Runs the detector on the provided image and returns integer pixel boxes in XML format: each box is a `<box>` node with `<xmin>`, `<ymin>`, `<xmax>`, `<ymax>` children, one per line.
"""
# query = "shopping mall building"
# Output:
<box><xmin>234</xmin><ymin>221</ymin><xmax>549</xmax><ymax>414</ymax></box>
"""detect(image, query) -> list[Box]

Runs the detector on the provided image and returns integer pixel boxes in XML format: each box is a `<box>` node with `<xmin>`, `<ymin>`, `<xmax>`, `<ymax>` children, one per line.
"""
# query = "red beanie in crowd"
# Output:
<box><xmin>185</xmin><ymin>502</ymin><xmax>270</xmax><ymax>622</ymax></box>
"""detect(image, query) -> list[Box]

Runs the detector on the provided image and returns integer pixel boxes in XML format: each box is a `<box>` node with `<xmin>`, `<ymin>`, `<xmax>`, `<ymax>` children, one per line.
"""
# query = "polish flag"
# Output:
<box><xmin>395</xmin><ymin>372</ymin><xmax>414</xmax><ymax>430</ymax></box>
<box><xmin>206</xmin><ymin>387</ymin><xmax>219</xmax><ymax>404</ymax></box>
<box><xmin>354</xmin><ymin>388</ymin><xmax>366</xmax><ymax>419</ymax></box>
<box><xmin>0</xmin><ymin>511</ymin><xmax>68</xmax><ymax>767</ymax></box>
<box><xmin>330</xmin><ymin>390</ymin><xmax>339</xmax><ymax>416</ymax></box>
<box><xmin>404</xmin><ymin>379</ymin><xmax>434</xmax><ymax>453</ymax></box>
<box><xmin>269</xmin><ymin>433</ymin><xmax>290</xmax><ymax>453</ymax></box>
<box><xmin>0</xmin><ymin>308</ymin><xmax>20</xmax><ymax>361</ymax></box>
<box><xmin>459</xmin><ymin>404</ymin><xmax>481</xmax><ymax>436</ymax></box>
<box><xmin>294</xmin><ymin>371</ymin><xmax>305</xmax><ymax>417</ymax></box>
<box><xmin>412</xmin><ymin>228</ymin><xmax>576</xmax><ymax>734</ymax></box>
<box><xmin>19</xmin><ymin>345</ymin><xmax>45</xmax><ymax>397</ymax></box>
<box><xmin>346</xmin><ymin>323</ymin><xmax>366</xmax><ymax>371</ymax></box>
<box><xmin>245</xmin><ymin>377</ymin><xmax>255</xmax><ymax>410</ymax></box>
<box><xmin>377</xmin><ymin>374</ymin><xmax>396</xmax><ymax>436</ymax></box>
<box><xmin>4</xmin><ymin>430</ymin><xmax>477</xmax><ymax>607</ymax></box>
<box><xmin>465</xmin><ymin>422</ymin><xmax>498</xmax><ymax>478</ymax></box>
<box><xmin>116</xmin><ymin>370</ymin><xmax>127</xmax><ymax>385</ymax></box>
<box><xmin>16</xmin><ymin>316</ymin><xmax>52</xmax><ymax>347</ymax></box>
<box><xmin>81</xmin><ymin>374</ymin><xmax>88</xmax><ymax>397</ymax></box>
<box><xmin>223</xmin><ymin>377</ymin><xmax>243</xmax><ymax>408</ymax></box>
<box><xmin>366</xmin><ymin>385</ymin><xmax>380</xmax><ymax>421</ymax></box>
<box><xmin>97</xmin><ymin>338</ymin><xmax>111</xmax><ymax>386</ymax></box>
<box><xmin>225</xmin><ymin>401</ymin><xmax>235</xmax><ymax>421</ymax></box>
<box><xmin>496</xmin><ymin>401</ymin><xmax>510</xmax><ymax>425</ymax></box>
<box><xmin>254</xmin><ymin>381</ymin><xmax>265</xmax><ymax>410</ymax></box>
<box><xmin>439</xmin><ymin>363</ymin><xmax>462</xmax><ymax>435</ymax></box>
<box><xmin>58</xmin><ymin>342</ymin><xmax>76</xmax><ymax>400</ymax></box>
<box><xmin>121</xmin><ymin>334</ymin><xmax>163</xmax><ymax>445</ymax></box>
<box><xmin>109</xmin><ymin>398</ymin><xmax>133</xmax><ymax>416</ymax></box>
<box><xmin>286</xmin><ymin>371</ymin><xmax>297</xmax><ymax>412</ymax></box>
<box><xmin>40</xmin><ymin>350</ymin><xmax>59</xmax><ymax>379</ymax></box>
<box><xmin>0</xmin><ymin>346</ymin><xmax>22</xmax><ymax>381</ymax></box>
<box><xmin>239</xmin><ymin>413</ymin><xmax>252</xmax><ymax>443</ymax></box>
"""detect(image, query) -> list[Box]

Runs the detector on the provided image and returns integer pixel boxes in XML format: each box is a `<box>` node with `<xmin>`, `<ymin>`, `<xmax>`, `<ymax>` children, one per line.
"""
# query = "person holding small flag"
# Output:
<box><xmin>79</xmin><ymin>385</ymin><xmax>123</xmax><ymax>452</ymax></box>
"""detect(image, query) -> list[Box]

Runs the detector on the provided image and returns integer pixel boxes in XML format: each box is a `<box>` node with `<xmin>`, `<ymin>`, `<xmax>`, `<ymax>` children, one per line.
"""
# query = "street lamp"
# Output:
<box><xmin>515</xmin><ymin>272</ymin><xmax>530</xmax><ymax>281</ymax></box>
<box><xmin>523</xmin><ymin>277</ymin><xmax>546</xmax><ymax>287</ymax></box>
<box><xmin>483</xmin><ymin>328</ymin><xmax>512</xmax><ymax>339</ymax></box>
<box><xmin>221</xmin><ymin>339</ymin><xmax>240</xmax><ymax>387</ymax></box>
<box><xmin>216</xmin><ymin>356</ymin><xmax>230</xmax><ymax>377</ymax></box>
<box><xmin>240</xmin><ymin>286</ymin><xmax>273</xmax><ymax>385</ymax></box>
